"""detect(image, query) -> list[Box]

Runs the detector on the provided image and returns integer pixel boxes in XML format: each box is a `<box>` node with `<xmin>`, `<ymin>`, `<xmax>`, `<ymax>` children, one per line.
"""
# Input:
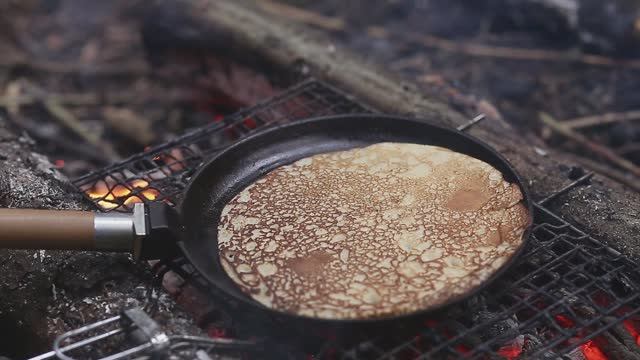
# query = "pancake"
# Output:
<box><xmin>217</xmin><ymin>143</ymin><xmax>530</xmax><ymax>319</ymax></box>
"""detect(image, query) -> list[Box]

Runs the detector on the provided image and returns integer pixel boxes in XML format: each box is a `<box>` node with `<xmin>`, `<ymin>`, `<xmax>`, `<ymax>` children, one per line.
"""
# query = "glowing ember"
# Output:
<box><xmin>497</xmin><ymin>336</ymin><xmax>524</xmax><ymax>360</ymax></box>
<box><xmin>97</xmin><ymin>199</ymin><xmax>119</xmax><ymax>210</ymax></box>
<box><xmin>497</xmin><ymin>345</ymin><xmax>522</xmax><ymax>360</ymax></box>
<box><xmin>555</xmin><ymin>314</ymin><xmax>575</xmax><ymax>328</ymax></box>
<box><xmin>455</xmin><ymin>344</ymin><xmax>470</xmax><ymax>355</ymax></box>
<box><xmin>623</xmin><ymin>319</ymin><xmax>640</xmax><ymax>346</ymax></box>
<box><xmin>123</xmin><ymin>196</ymin><xmax>143</xmax><ymax>206</ymax></box>
<box><xmin>141</xmin><ymin>188</ymin><xmax>159</xmax><ymax>200</ymax></box>
<box><xmin>243</xmin><ymin>117</ymin><xmax>257</xmax><ymax>129</ymax></box>
<box><xmin>163</xmin><ymin>148</ymin><xmax>185</xmax><ymax>172</ymax></box>
<box><xmin>131</xmin><ymin>179</ymin><xmax>149</xmax><ymax>188</ymax></box>
<box><xmin>207</xmin><ymin>327</ymin><xmax>227</xmax><ymax>338</ymax></box>
<box><xmin>581</xmin><ymin>340</ymin><xmax>608</xmax><ymax>360</ymax></box>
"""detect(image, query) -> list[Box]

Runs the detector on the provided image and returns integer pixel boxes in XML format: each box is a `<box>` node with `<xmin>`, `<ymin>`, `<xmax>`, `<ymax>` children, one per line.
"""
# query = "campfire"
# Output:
<box><xmin>0</xmin><ymin>1</ymin><xmax>639</xmax><ymax>360</ymax></box>
<box><xmin>65</xmin><ymin>79</ymin><xmax>640</xmax><ymax>360</ymax></box>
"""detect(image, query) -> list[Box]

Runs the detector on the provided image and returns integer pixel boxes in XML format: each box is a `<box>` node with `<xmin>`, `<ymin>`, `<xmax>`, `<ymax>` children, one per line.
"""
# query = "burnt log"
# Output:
<box><xmin>0</xmin><ymin>119</ymin><xmax>200</xmax><ymax>358</ymax></box>
<box><xmin>152</xmin><ymin>0</ymin><xmax>640</xmax><ymax>258</ymax></box>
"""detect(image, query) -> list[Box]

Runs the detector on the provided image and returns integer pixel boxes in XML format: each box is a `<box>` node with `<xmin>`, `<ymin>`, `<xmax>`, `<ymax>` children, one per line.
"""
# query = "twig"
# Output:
<box><xmin>256</xmin><ymin>0</ymin><xmax>640</xmax><ymax>69</ymax></box>
<box><xmin>43</xmin><ymin>99</ymin><xmax>120</xmax><ymax>161</ymax></box>
<box><xmin>405</xmin><ymin>33</ymin><xmax>640</xmax><ymax>69</ymax></box>
<box><xmin>562</xmin><ymin>110</ymin><xmax>640</xmax><ymax>129</ymax></box>
<box><xmin>539</xmin><ymin>112</ymin><xmax>640</xmax><ymax>178</ymax></box>
<box><xmin>0</xmin><ymin>93</ymin><xmax>99</xmax><ymax>108</ymax></box>
<box><xmin>0</xmin><ymin>57</ymin><xmax>148</xmax><ymax>76</ymax></box>
<box><xmin>457</xmin><ymin>114</ymin><xmax>486</xmax><ymax>131</ymax></box>
<box><xmin>617</xmin><ymin>143</ymin><xmax>640</xmax><ymax>156</ymax></box>
<box><xmin>4</xmin><ymin>81</ymin><xmax>22</xmax><ymax>115</ymax></box>
<box><xmin>0</xmin><ymin>91</ymin><xmax>193</xmax><ymax>108</ymax></box>
<box><xmin>256</xmin><ymin>0</ymin><xmax>344</xmax><ymax>31</ymax></box>
<box><xmin>572</xmin><ymin>156</ymin><xmax>640</xmax><ymax>193</ymax></box>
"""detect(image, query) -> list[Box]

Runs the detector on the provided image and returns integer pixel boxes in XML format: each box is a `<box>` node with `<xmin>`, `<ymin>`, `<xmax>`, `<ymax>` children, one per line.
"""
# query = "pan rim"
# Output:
<box><xmin>178</xmin><ymin>113</ymin><xmax>534</xmax><ymax>325</ymax></box>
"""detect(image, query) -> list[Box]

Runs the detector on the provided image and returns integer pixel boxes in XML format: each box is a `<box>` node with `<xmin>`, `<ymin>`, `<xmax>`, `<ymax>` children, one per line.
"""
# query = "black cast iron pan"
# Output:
<box><xmin>0</xmin><ymin>114</ymin><xmax>533</xmax><ymax>327</ymax></box>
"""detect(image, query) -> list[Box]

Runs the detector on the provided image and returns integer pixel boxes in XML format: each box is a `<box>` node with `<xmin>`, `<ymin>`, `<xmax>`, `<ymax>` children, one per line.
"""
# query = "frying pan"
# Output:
<box><xmin>0</xmin><ymin>114</ymin><xmax>533</xmax><ymax>326</ymax></box>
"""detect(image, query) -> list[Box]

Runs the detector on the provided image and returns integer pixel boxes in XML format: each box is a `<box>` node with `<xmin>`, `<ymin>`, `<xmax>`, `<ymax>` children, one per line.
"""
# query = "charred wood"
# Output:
<box><xmin>0</xmin><ymin>118</ymin><xmax>199</xmax><ymax>358</ymax></box>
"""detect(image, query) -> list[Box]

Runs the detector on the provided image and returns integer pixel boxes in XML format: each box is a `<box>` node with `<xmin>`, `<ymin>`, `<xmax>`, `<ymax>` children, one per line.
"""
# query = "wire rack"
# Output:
<box><xmin>64</xmin><ymin>78</ymin><xmax>640</xmax><ymax>359</ymax></box>
<box><xmin>72</xmin><ymin>78</ymin><xmax>370</xmax><ymax>211</ymax></box>
<box><xmin>331</xmin><ymin>204</ymin><xmax>640</xmax><ymax>359</ymax></box>
<box><xmin>30</xmin><ymin>307</ymin><xmax>263</xmax><ymax>360</ymax></box>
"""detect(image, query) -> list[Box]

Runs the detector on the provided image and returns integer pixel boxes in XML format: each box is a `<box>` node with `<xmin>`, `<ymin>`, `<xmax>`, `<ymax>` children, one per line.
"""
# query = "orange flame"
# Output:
<box><xmin>111</xmin><ymin>185</ymin><xmax>131</xmax><ymax>198</ymax></box>
<box><xmin>123</xmin><ymin>196</ymin><xmax>143</xmax><ymax>206</ymax></box>
<box><xmin>131</xmin><ymin>179</ymin><xmax>149</xmax><ymax>188</ymax></box>
<box><xmin>87</xmin><ymin>180</ymin><xmax>109</xmax><ymax>199</ymax></box>
<box><xmin>84</xmin><ymin>178</ymin><xmax>160</xmax><ymax>210</ymax></box>
<box><xmin>97</xmin><ymin>199</ymin><xmax>119</xmax><ymax>210</ymax></box>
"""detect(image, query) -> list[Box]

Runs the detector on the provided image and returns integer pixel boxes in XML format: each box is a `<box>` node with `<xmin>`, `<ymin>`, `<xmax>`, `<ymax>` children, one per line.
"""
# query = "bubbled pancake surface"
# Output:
<box><xmin>217</xmin><ymin>143</ymin><xmax>530</xmax><ymax>319</ymax></box>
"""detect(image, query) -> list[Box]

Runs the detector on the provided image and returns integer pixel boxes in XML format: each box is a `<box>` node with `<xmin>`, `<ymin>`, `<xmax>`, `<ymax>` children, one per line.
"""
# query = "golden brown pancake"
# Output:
<box><xmin>218</xmin><ymin>143</ymin><xmax>530</xmax><ymax>319</ymax></box>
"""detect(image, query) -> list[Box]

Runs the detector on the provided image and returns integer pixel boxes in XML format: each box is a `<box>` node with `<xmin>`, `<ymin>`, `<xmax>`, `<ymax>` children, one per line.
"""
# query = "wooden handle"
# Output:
<box><xmin>0</xmin><ymin>208</ymin><xmax>96</xmax><ymax>250</ymax></box>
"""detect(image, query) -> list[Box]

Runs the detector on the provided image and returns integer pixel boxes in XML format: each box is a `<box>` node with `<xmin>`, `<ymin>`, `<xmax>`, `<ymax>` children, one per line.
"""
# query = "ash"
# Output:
<box><xmin>0</xmin><ymin>120</ymin><xmax>201</xmax><ymax>358</ymax></box>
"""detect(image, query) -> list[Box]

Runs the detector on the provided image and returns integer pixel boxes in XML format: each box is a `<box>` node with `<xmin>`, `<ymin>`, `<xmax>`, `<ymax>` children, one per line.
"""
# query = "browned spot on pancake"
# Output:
<box><xmin>486</xmin><ymin>228</ymin><xmax>502</xmax><ymax>246</ymax></box>
<box><xmin>446</xmin><ymin>188</ymin><xmax>491</xmax><ymax>211</ymax></box>
<box><xmin>287</xmin><ymin>251</ymin><xmax>334</xmax><ymax>277</ymax></box>
<box><xmin>499</xmin><ymin>219</ymin><xmax>519</xmax><ymax>243</ymax></box>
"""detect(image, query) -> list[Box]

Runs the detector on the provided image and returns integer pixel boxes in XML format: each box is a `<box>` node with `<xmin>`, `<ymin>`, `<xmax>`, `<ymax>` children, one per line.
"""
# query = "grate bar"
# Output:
<box><xmin>67</xmin><ymin>78</ymin><xmax>640</xmax><ymax>359</ymax></box>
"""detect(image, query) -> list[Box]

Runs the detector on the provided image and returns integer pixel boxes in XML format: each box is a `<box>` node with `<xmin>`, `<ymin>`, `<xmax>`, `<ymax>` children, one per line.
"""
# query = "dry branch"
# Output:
<box><xmin>255</xmin><ymin>0</ymin><xmax>640</xmax><ymax>69</ymax></box>
<box><xmin>563</xmin><ymin>110</ymin><xmax>640</xmax><ymax>129</ymax></box>
<box><xmin>257</xmin><ymin>0</ymin><xmax>344</xmax><ymax>31</ymax></box>
<box><xmin>617</xmin><ymin>143</ymin><xmax>640</xmax><ymax>156</ymax></box>
<box><xmin>0</xmin><ymin>91</ymin><xmax>193</xmax><ymax>108</ymax></box>
<box><xmin>406</xmin><ymin>33</ymin><xmax>640</xmax><ymax>69</ymax></box>
<box><xmin>539</xmin><ymin>112</ymin><xmax>640</xmax><ymax>178</ymax></box>
<box><xmin>43</xmin><ymin>99</ymin><xmax>120</xmax><ymax>161</ymax></box>
<box><xmin>0</xmin><ymin>57</ymin><xmax>149</xmax><ymax>76</ymax></box>
<box><xmin>0</xmin><ymin>93</ymin><xmax>98</xmax><ymax>108</ymax></box>
<box><xmin>572</xmin><ymin>157</ymin><xmax>640</xmax><ymax>193</ymax></box>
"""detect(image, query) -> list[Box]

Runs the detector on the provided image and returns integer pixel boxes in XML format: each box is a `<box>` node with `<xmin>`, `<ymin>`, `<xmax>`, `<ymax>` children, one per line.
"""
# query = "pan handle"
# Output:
<box><xmin>0</xmin><ymin>203</ymin><xmax>146</xmax><ymax>252</ymax></box>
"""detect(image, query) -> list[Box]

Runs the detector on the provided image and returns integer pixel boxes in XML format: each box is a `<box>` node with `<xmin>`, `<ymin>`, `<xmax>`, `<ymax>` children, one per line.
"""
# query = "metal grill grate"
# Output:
<box><xmin>331</xmin><ymin>204</ymin><xmax>640</xmax><ymax>359</ymax></box>
<box><xmin>70</xmin><ymin>78</ymin><xmax>640</xmax><ymax>359</ymax></box>
<box><xmin>72</xmin><ymin>79</ymin><xmax>371</xmax><ymax>212</ymax></box>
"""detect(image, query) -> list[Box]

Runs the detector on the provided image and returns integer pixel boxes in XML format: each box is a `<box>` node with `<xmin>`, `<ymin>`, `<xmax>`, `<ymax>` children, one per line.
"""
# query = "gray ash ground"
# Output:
<box><xmin>0</xmin><ymin>120</ymin><xmax>202</xmax><ymax>358</ymax></box>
